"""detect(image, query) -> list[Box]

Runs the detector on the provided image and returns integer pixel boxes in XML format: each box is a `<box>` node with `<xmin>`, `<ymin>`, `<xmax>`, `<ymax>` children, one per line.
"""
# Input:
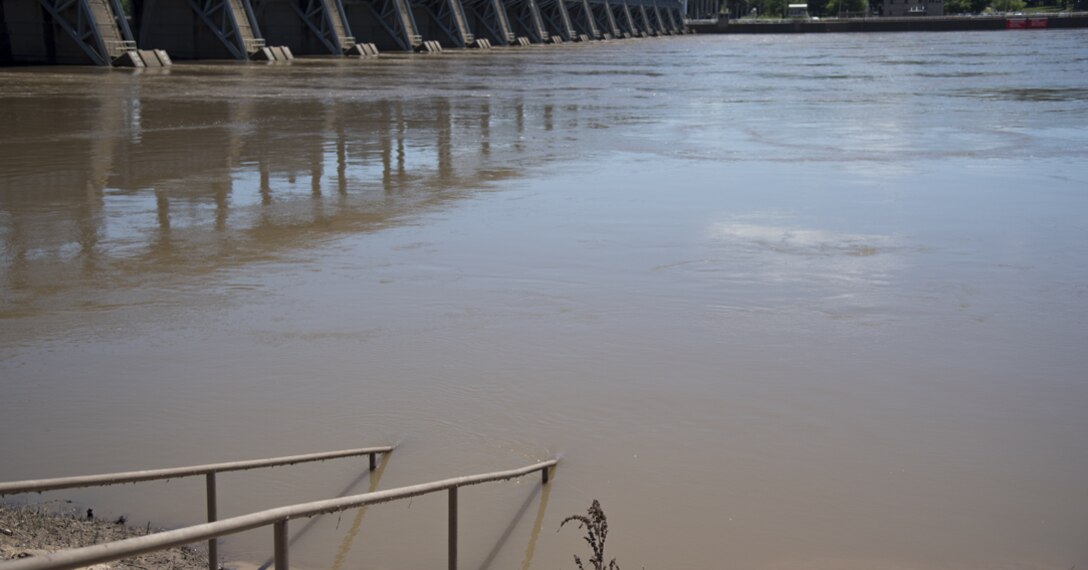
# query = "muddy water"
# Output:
<box><xmin>2</xmin><ymin>32</ymin><xmax>1088</xmax><ymax>570</ymax></box>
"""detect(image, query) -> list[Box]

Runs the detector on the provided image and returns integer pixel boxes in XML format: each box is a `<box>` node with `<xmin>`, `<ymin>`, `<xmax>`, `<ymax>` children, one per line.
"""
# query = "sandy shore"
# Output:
<box><xmin>0</xmin><ymin>503</ymin><xmax>207</xmax><ymax>569</ymax></box>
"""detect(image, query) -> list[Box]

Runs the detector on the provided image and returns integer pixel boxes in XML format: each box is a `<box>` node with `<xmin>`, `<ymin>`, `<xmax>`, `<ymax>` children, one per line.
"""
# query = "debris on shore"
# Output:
<box><xmin>0</xmin><ymin>503</ymin><xmax>206</xmax><ymax>569</ymax></box>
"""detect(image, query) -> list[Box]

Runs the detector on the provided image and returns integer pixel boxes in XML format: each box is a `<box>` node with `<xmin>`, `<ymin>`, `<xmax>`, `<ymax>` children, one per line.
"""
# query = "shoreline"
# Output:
<box><xmin>0</xmin><ymin>503</ymin><xmax>206</xmax><ymax>569</ymax></box>
<box><xmin>692</xmin><ymin>12</ymin><xmax>1088</xmax><ymax>32</ymax></box>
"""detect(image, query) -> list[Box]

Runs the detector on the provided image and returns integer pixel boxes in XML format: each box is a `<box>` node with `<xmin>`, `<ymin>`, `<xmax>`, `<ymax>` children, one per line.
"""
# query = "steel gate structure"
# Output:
<box><xmin>1</xmin><ymin>0</ymin><xmax>715</xmax><ymax>64</ymax></box>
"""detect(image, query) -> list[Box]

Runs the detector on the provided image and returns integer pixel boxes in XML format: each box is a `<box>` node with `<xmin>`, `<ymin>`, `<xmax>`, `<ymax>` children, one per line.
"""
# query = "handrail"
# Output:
<box><xmin>0</xmin><ymin>446</ymin><xmax>393</xmax><ymax>496</ymax></box>
<box><xmin>0</xmin><ymin>459</ymin><xmax>558</xmax><ymax>570</ymax></box>
<box><xmin>0</xmin><ymin>445</ymin><xmax>393</xmax><ymax>570</ymax></box>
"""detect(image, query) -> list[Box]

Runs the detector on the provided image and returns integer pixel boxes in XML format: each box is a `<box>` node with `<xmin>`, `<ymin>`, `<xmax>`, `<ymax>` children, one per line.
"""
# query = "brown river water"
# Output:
<box><xmin>2</xmin><ymin>32</ymin><xmax>1088</xmax><ymax>570</ymax></box>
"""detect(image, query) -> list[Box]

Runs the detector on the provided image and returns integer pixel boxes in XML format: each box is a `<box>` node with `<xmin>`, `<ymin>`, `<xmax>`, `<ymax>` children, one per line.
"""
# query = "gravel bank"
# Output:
<box><xmin>0</xmin><ymin>503</ymin><xmax>207</xmax><ymax>569</ymax></box>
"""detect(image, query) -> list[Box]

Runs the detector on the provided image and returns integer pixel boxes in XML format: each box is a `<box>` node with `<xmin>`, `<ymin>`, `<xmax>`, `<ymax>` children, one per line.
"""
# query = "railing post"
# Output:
<box><xmin>448</xmin><ymin>486</ymin><xmax>458</xmax><ymax>570</ymax></box>
<box><xmin>369</xmin><ymin>453</ymin><xmax>377</xmax><ymax>471</ymax></box>
<box><xmin>541</xmin><ymin>466</ymin><xmax>549</xmax><ymax>485</ymax></box>
<box><xmin>274</xmin><ymin>519</ymin><xmax>289</xmax><ymax>570</ymax></box>
<box><xmin>206</xmin><ymin>472</ymin><xmax>218</xmax><ymax>570</ymax></box>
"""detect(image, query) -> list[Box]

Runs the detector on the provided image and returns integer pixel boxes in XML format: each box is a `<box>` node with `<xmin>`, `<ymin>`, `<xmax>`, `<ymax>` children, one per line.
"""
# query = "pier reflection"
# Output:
<box><xmin>0</xmin><ymin>93</ymin><xmax>572</xmax><ymax>317</ymax></box>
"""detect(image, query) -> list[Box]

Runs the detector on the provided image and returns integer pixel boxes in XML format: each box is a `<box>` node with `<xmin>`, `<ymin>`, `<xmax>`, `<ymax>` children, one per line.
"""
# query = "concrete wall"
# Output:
<box><xmin>1048</xmin><ymin>14</ymin><xmax>1088</xmax><ymax>27</ymax></box>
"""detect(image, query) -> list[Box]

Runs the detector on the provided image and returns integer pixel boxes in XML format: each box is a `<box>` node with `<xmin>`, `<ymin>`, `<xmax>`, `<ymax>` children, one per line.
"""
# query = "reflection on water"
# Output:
<box><xmin>2</xmin><ymin>32</ymin><xmax>1088</xmax><ymax>570</ymax></box>
<box><xmin>328</xmin><ymin>451</ymin><xmax>390</xmax><ymax>570</ymax></box>
<box><xmin>0</xmin><ymin>92</ymin><xmax>560</xmax><ymax>320</ymax></box>
<box><xmin>0</xmin><ymin>54</ymin><xmax>621</xmax><ymax>570</ymax></box>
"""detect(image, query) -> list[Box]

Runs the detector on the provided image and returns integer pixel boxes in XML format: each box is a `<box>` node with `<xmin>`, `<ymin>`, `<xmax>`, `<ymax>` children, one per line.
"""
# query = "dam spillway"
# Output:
<box><xmin>0</xmin><ymin>0</ymin><xmax>701</xmax><ymax>65</ymax></box>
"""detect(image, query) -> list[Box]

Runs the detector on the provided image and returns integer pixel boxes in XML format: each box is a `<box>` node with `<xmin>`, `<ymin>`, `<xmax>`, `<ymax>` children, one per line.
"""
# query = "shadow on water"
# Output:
<box><xmin>247</xmin><ymin>450</ymin><xmax>550</xmax><ymax>570</ymax></box>
<box><xmin>251</xmin><ymin>452</ymin><xmax>391</xmax><ymax>570</ymax></box>
<box><xmin>519</xmin><ymin>478</ymin><xmax>551</xmax><ymax>570</ymax></box>
<box><xmin>476</xmin><ymin>472</ymin><xmax>552</xmax><ymax>570</ymax></box>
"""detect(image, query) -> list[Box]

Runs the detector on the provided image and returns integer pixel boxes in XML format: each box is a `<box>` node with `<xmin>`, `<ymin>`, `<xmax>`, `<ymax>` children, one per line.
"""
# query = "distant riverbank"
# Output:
<box><xmin>692</xmin><ymin>12</ymin><xmax>1088</xmax><ymax>32</ymax></box>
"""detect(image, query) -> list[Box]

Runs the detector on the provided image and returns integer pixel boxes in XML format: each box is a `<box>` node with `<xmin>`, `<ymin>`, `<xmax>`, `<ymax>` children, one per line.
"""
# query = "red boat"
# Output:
<box><xmin>1006</xmin><ymin>16</ymin><xmax>1049</xmax><ymax>29</ymax></box>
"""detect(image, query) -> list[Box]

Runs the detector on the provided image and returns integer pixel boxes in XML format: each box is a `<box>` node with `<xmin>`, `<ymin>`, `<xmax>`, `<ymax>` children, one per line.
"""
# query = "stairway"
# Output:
<box><xmin>322</xmin><ymin>0</ymin><xmax>356</xmax><ymax>48</ymax></box>
<box><xmin>85</xmin><ymin>0</ymin><xmax>131</xmax><ymax>58</ymax></box>
<box><xmin>228</xmin><ymin>0</ymin><xmax>262</xmax><ymax>51</ymax></box>
<box><xmin>448</xmin><ymin>0</ymin><xmax>474</xmax><ymax>44</ymax></box>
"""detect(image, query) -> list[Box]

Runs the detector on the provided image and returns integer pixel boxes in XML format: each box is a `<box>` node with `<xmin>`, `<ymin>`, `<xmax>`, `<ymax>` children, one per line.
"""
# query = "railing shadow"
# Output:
<box><xmin>257</xmin><ymin>452</ymin><xmax>391</xmax><ymax>570</ymax></box>
<box><xmin>328</xmin><ymin>452</ymin><xmax>392</xmax><ymax>570</ymax></box>
<box><xmin>477</xmin><ymin>470</ymin><xmax>553</xmax><ymax>570</ymax></box>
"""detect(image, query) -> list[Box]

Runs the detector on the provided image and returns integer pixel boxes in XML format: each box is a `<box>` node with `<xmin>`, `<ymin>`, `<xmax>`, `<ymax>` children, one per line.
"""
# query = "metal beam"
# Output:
<box><xmin>36</xmin><ymin>0</ymin><xmax>113</xmax><ymax>65</ymax></box>
<box><xmin>592</xmin><ymin>0</ymin><xmax>621</xmax><ymax>38</ymax></box>
<box><xmin>635</xmin><ymin>1</ymin><xmax>653</xmax><ymax>35</ymax></box>
<box><xmin>568</xmin><ymin>0</ymin><xmax>599</xmax><ymax>38</ymax></box>
<box><xmin>651</xmin><ymin>0</ymin><xmax>668</xmax><ymax>33</ymax></box>
<box><xmin>616</xmin><ymin>0</ymin><xmax>637</xmax><ymax>36</ymax></box>
<box><xmin>503</xmin><ymin>0</ymin><xmax>548</xmax><ymax>43</ymax></box>
<box><xmin>461</xmin><ymin>0</ymin><xmax>515</xmax><ymax>45</ymax></box>
<box><xmin>535</xmin><ymin>0</ymin><xmax>576</xmax><ymax>40</ymax></box>
<box><xmin>356</xmin><ymin>0</ymin><xmax>422</xmax><ymax>51</ymax></box>
<box><xmin>184</xmin><ymin>0</ymin><xmax>248</xmax><ymax>59</ymax></box>
<box><xmin>412</xmin><ymin>0</ymin><xmax>473</xmax><ymax>47</ymax></box>
<box><xmin>287</xmin><ymin>0</ymin><xmax>355</xmax><ymax>54</ymax></box>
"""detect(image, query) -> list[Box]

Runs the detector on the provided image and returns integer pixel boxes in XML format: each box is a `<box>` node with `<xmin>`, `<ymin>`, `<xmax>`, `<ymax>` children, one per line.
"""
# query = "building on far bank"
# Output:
<box><xmin>883</xmin><ymin>0</ymin><xmax>944</xmax><ymax>16</ymax></box>
<box><xmin>787</xmin><ymin>3</ymin><xmax>810</xmax><ymax>17</ymax></box>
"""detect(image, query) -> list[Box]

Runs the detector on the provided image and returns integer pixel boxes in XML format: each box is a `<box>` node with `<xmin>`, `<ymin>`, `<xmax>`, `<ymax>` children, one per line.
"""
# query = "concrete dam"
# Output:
<box><xmin>0</xmin><ymin>0</ymin><xmax>719</xmax><ymax>65</ymax></box>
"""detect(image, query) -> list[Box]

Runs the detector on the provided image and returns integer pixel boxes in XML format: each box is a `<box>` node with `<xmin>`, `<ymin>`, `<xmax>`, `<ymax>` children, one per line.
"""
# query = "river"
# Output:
<box><xmin>2</xmin><ymin>31</ymin><xmax>1087</xmax><ymax>570</ymax></box>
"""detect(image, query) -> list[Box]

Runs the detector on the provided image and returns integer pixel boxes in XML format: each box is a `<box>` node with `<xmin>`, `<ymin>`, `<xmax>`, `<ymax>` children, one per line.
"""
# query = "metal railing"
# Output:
<box><xmin>0</xmin><ymin>446</ymin><xmax>392</xmax><ymax>570</ymax></box>
<box><xmin>104</xmin><ymin>40</ymin><xmax>138</xmax><ymax>58</ymax></box>
<box><xmin>243</xmin><ymin>37</ymin><xmax>267</xmax><ymax>53</ymax></box>
<box><xmin>0</xmin><ymin>459</ymin><xmax>557</xmax><ymax>570</ymax></box>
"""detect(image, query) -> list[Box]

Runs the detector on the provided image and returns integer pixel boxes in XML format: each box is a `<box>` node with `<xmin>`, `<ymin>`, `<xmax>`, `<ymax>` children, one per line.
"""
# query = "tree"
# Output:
<box><xmin>969</xmin><ymin>0</ymin><xmax>991</xmax><ymax>11</ymax></box>
<box><xmin>945</xmin><ymin>0</ymin><xmax>972</xmax><ymax>13</ymax></box>
<box><xmin>808</xmin><ymin>0</ymin><xmax>832</xmax><ymax>16</ymax></box>
<box><xmin>995</xmin><ymin>0</ymin><xmax>1026</xmax><ymax>10</ymax></box>
<box><xmin>825</xmin><ymin>0</ymin><xmax>867</xmax><ymax>14</ymax></box>
<box><xmin>748</xmin><ymin>0</ymin><xmax>784</xmax><ymax>17</ymax></box>
<box><xmin>725</xmin><ymin>0</ymin><xmax>756</xmax><ymax>17</ymax></box>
